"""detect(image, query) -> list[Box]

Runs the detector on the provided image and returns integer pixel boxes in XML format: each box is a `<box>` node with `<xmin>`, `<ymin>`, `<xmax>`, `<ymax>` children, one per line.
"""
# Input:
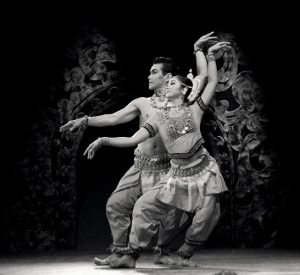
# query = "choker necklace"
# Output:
<box><xmin>166</xmin><ymin>102</ymin><xmax>183</xmax><ymax>109</ymax></box>
<box><xmin>150</xmin><ymin>94</ymin><xmax>168</xmax><ymax>109</ymax></box>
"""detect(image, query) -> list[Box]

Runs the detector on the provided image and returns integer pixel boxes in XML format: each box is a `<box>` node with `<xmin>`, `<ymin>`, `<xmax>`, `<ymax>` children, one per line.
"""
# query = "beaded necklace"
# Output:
<box><xmin>150</xmin><ymin>94</ymin><xmax>168</xmax><ymax>109</ymax></box>
<box><xmin>157</xmin><ymin>104</ymin><xmax>195</xmax><ymax>142</ymax></box>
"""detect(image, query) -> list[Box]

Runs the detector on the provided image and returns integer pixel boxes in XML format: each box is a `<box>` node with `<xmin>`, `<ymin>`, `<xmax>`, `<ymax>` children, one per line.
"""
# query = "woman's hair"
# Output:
<box><xmin>174</xmin><ymin>75</ymin><xmax>193</xmax><ymax>103</ymax></box>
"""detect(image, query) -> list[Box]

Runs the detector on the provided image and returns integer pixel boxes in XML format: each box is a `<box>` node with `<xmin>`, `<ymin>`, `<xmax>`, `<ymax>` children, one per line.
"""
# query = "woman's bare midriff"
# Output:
<box><xmin>136</xmin><ymin>135</ymin><xmax>168</xmax><ymax>156</ymax></box>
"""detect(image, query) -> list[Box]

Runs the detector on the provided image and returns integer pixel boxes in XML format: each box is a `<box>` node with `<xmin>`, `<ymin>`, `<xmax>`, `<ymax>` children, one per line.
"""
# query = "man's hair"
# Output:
<box><xmin>153</xmin><ymin>57</ymin><xmax>179</xmax><ymax>75</ymax></box>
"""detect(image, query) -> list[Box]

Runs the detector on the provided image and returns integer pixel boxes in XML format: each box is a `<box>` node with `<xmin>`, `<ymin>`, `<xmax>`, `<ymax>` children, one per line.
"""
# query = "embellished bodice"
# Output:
<box><xmin>142</xmin><ymin>100</ymin><xmax>205</xmax><ymax>162</ymax></box>
<box><xmin>156</xmin><ymin>105</ymin><xmax>196</xmax><ymax>143</ymax></box>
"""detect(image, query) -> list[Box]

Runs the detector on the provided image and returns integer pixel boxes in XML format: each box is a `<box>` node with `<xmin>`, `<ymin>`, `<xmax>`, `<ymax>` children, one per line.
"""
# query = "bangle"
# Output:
<box><xmin>206</xmin><ymin>53</ymin><xmax>215</xmax><ymax>62</ymax></box>
<box><xmin>193</xmin><ymin>48</ymin><xmax>203</xmax><ymax>55</ymax></box>
<box><xmin>98</xmin><ymin>137</ymin><xmax>109</xmax><ymax>146</ymax></box>
<box><xmin>82</xmin><ymin>115</ymin><xmax>89</xmax><ymax>127</ymax></box>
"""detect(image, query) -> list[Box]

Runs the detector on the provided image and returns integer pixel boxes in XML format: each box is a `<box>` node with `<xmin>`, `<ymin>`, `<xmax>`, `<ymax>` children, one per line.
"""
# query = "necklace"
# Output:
<box><xmin>157</xmin><ymin>105</ymin><xmax>195</xmax><ymax>142</ymax></box>
<box><xmin>165</xmin><ymin>102</ymin><xmax>183</xmax><ymax>110</ymax></box>
<box><xmin>150</xmin><ymin>94</ymin><xmax>168</xmax><ymax>109</ymax></box>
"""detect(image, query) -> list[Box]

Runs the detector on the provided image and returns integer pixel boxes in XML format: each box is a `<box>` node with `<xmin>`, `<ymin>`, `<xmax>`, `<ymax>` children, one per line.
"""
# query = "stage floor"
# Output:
<box><xmin>0</xmin><ymin>249</ymin><xmax>300</xmax><ymax>275</ymax></box>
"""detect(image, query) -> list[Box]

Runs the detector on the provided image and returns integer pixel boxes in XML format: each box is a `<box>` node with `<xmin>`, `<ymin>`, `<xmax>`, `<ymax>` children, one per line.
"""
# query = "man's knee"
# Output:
<box><xmin>106</xmin><ymin>193</ymin><xmax>123</xmax><ymax>216</ymax></box>
<box><xmin>106</xmin><ymin>197</ymin><xmax>115</xmax><ymax>217</ymax></box>
<box><xmin>106</xmin><ymin>189</ymin><xmax>139</xmax><ymax>217</ymax></box>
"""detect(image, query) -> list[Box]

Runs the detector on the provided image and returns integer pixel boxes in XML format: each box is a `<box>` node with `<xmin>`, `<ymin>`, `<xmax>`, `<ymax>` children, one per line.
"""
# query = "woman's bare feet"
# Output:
<box><xmin>153</xmin><ymin>254</ymin><xmax>177</xmax><ymax>265</ymax></box>
<box><xmin>176</xmin><ymin>256</ymin><xmax>198</xmax><ymax>267</ymax></box>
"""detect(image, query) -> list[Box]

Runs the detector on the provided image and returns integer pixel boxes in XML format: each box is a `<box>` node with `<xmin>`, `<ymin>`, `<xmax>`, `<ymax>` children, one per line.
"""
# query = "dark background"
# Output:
<box><xmin>2</xmin><ymin>3</ymin><xmax>299</xmax><ymax>252</ymax></box>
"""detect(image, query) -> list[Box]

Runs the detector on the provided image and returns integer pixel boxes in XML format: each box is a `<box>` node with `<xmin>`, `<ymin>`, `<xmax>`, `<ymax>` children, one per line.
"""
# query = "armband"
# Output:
<box><xmin>142</xmin><ymin>123</ymin><xmax>156</xmax><ymax>137</ymax></box>
<box><xmin>197</xmin><ymin>97</ymin><xmax>209</xmax><ymax>111</ymax></box>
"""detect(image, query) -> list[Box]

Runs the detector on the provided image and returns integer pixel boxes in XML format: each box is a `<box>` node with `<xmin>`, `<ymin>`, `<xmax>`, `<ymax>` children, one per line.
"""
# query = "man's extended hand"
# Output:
<box><xmin>59</xmin><ymin>118</ymin><xmax>84</xmax><ymax>132</ymax></box>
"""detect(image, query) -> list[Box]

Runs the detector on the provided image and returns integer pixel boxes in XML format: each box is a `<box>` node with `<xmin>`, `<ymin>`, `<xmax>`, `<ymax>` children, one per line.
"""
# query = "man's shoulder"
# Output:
<box><xmin>136</xmin><ymin>96</ymin><xmax>150</xmax><ymax>101</ymax></box>
<box><xmin>130</xmin><ymin>97</ymin><xmax>150</xmax><ymax>106</ymax></box>
<box><xmin>129</xmin><ymin>96</ymin><xmax>157</xmax><ymax>119</ymax></box>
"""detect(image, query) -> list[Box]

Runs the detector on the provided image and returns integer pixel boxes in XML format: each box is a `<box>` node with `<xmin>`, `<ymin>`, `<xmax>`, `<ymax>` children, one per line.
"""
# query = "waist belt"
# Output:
<box><xmin>170</xmin><ymin>154</ymin><xmax>211</xmax><ymax>177</ymax></box>
<box><xmin>134</xmin><ymin>153</ymin><xmax>170</xmax><ymax>171</ymax></box>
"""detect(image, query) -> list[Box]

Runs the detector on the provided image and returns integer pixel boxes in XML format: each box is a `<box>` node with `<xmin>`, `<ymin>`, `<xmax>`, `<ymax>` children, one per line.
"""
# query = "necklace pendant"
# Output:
<box><xmin>151</xmin><ymin>95</ymin><xmax>168</xmax><ymax>109</ymax></box>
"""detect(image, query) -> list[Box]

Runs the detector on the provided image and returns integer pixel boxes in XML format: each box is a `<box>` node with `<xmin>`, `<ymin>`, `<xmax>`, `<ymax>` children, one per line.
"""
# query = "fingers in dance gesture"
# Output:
<box><xmin>59</xmin><ymin>116</ymin><xmax>86</xmax><ymax>133</ymax></box>
<box><xmin>187</xmin><ymin>31</ymin><xmax>219</xmax><ymax>102</ymax></box>
<box><xmin>207</xmin><ymin>41</ymin><xmax>231</xmax><ymax>54</ymax></box>
<box><xmin>83</xmin><ymin>137</ymin><xmax>109</xmax><ymax>160</ymax></box>
<box><xmin>193</xmin><ymin>31</ymin><xmax>218</xmax><ymax>52</ymax></box>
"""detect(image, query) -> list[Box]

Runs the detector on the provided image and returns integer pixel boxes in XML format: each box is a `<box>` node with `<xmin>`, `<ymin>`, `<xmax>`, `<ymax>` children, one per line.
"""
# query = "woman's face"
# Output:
<box><xmin>166</xmin><ymin>77</ymin><xmax>184</xmax><ymax>100</ymax></box>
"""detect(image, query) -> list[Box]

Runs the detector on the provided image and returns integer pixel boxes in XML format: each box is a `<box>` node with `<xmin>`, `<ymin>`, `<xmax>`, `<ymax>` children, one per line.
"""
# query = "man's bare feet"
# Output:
<box><xmin>94</xmin><ymin>256</ymin><xmax>110</xmax><ymax>266</ymax></box>
<box><xmin>109</xmin><ymin>254</ymin><xmax>136</xmax><ymax>268</ymax></box>
<box><xmin>94</xmin><ymin>253</ymin><xmax>123</xmax><ymax>266</ymax></box>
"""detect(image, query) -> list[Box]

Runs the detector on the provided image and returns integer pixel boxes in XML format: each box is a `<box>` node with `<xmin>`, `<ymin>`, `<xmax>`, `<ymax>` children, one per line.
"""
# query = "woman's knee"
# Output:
<box><xmin>214</xmin><ymin>202</ymin><xmax>221</xmax><ymax>222</ymax></box>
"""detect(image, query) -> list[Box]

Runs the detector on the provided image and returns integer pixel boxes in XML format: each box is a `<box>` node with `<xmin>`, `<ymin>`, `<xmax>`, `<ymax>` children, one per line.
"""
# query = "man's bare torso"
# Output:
<box><xmin>134</xmin><ymin>97</ymin><xmax>167</xmax><ymax>156</ymax></box>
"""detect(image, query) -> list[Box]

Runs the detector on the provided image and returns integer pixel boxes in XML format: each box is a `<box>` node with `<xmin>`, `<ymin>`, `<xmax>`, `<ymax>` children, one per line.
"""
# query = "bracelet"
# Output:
<box><xmin>82</xmin><ymin>115</ymin><xmax>89</xmax><ymax>127</ymax></box>
<box><xmin>193</xmin><ymin>48</ymin><xmax>203</xmax><ymax>55</ymax></box>
<box><xmin>98</xmin><ymin>137</ymin><xmax>110</xmax><ymax>146</ymax></box>
<box><xmin>206</xmin><ymin>53</ymin><xmax>215</xmax><ymax>62</ymax></box>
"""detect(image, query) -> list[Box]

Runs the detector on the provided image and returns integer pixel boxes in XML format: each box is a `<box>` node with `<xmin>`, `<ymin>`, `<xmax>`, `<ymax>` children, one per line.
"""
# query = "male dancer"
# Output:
<box><xmin>60</xmin><ymin>32</ymin><xmax>216</xmax><ymax>265</ymax></box>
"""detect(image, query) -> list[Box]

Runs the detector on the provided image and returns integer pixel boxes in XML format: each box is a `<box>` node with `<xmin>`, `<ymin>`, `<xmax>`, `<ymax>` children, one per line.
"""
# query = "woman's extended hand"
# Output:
<box><xmin>83</xmin><ymin>138</ymin><xmax>102</xmax><ymax>160</ymax></box>
<box><xmin>194</xmin><ymin>31</ymin><xmax>218</xmax><ymax>51</ymax></box>
<box><xmin>207</xmin><ymin>41</ymin><xmax>231</xmax><ymax>54</ymax></box>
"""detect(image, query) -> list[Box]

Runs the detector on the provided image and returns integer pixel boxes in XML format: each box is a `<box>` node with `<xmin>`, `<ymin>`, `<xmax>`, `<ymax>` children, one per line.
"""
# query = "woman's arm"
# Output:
<box><xmin>83</xmin><ymin>125</ymin><xmax>154</xmax><ymax>160</ymax></box>
<box><xmin>188</xmin><ymin>32</ymin><xmax>217</xmax><ymax>102</ymax></box>
<box><xmin>196</xmin><ymin>41</ymin><xmax>231</xmax><ymax>108</ymax></box>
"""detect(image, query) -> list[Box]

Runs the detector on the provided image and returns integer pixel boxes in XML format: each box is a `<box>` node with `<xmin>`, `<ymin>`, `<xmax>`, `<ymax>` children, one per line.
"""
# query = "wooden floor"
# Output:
<box><xmin>0</xmin><ymin>249</ymin><xmax>300</xmax><ymax>275</ymax></box>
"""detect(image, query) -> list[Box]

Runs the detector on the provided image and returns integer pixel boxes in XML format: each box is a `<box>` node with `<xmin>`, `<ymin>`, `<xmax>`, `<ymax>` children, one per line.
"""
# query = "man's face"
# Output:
<box><xmin>148</xmin><ymin>64</ymin><xmax>166</xmax><ymax>91</ymax></box>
